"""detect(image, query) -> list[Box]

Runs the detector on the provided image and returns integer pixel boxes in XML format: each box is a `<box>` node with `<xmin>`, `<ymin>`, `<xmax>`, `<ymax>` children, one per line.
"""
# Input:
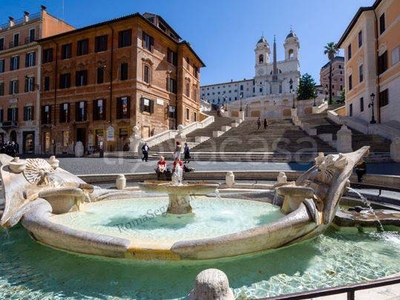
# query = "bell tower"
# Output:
<box><xmin>254</xmin><ymin>36</ymin><xmax>270</xmax><ymax>77</ymax></box>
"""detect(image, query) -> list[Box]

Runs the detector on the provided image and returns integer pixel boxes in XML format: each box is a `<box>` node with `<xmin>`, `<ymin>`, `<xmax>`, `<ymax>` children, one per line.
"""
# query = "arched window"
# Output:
<box><xmin>288</xmin><ymin>49</ymin><xmax>294</xmax><ymax>59</ymax></box>
<box><xmin>258</xmin><ymin>54</ymin><xmax>264</xmax><ymax>64</ymax></box>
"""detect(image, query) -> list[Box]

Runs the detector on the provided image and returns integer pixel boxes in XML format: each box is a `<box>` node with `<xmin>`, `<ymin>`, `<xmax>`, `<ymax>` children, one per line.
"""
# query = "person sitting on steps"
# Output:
<box><xmin>155</xmin><ymin>156</ymin><xmax>171</xmax><ymax>181</ymax></box>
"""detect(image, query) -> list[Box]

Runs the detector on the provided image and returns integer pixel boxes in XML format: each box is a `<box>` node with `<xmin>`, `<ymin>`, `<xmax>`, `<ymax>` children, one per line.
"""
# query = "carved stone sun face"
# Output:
<box><xmin>23</xmin><ymin>159</ymin><xmax>54</xmax><ymax>185</ymax></box>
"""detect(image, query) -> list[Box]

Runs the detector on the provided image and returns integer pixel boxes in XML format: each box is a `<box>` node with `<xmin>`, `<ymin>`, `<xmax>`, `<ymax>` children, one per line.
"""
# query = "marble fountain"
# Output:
<box><xmin>2</xmin><ymin>145</ymin><xmax>400</xmax><ymax>298</ymax></box>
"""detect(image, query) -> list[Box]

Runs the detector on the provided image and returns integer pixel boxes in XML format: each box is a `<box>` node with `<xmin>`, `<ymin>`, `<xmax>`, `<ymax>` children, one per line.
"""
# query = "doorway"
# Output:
<box><xmin>76</xmin><ymin>128</ymin><xmax>86</xmax><ymax>152</ymax></box>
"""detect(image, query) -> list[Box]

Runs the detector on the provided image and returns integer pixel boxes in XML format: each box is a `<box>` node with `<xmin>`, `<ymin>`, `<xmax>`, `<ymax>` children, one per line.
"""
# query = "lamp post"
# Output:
<box><xmin>368</xmin><ymin>93</ymin><xmax>376</xmax><ymax>124</ymax></box>
<box><xmin>289</xmin><ymin>78</ymin><xmax>295</xmax><ymax>109</ymax></box>
<box><xmin>313</xmin><ymin>92</ymin><xmax>317</xmax><ymax>107</ymax></box>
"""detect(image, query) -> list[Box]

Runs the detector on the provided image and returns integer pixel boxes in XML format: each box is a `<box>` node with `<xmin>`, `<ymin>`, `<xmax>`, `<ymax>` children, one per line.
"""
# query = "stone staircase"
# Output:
<box><xmin>150</xmin><ymin>110</ymin><xmax>237</xmax><ymax>155</ymax></box>
<box><xmin>191</xmin><ymin>118</ymin><xmax>336</xmax><ymax>162</ymax></box>
<box><xmin>299</xmin><ymin>111</ymin><xmax>392</xmax><ymax>153</ymax></box>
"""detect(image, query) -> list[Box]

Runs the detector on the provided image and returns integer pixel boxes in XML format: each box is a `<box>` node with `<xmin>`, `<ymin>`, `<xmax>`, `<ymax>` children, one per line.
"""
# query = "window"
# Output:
<box><xmin>392</xmin><ymin>47</ymin><xmax>400</xmax><ymax>65</ymax></box>
<box><xmin>0</xmin><ymin>38</ymin><xmax>4</xmax><ymax>50</ymax></box>
<box><xmin>185</xmin><ymin>82</ymin><xmax>190</xmax><ymax>97</ymax></box>
<box><xmin>0</xmin><ymin>82</ymin><xmax>4</xmax><ymax>96</ymax></box>
<box><xmin>41</xmin><ymin>105</ymin><xmax>51</xmax><ymax>124</ymax></box>
<box><xmin>349</xmin><ymin>103</ymin><xmax>353</xmax><ymax>117</ymax></box>
<box><xmin>13</xmin><ymin>33</ymin><xmax>19</xmax><ymax>47</ymax></box>
<box><xmin>29</xmin><ymin>28</ymin><xmax>36</xmax><ymax>42</ymax></box>
<box><xmin>120</xmin><ymin>63</ymin><xmax>128</xmax><ymax>80</ymax></box>
<box><xmin>378</xmin><ymin>51</ymin><xmax>388</xmax><ymax>75</ymax></box>
<box><xmin>118</xmin><ymin>96</ymin><xmax>131</xmax><ymax>118</ymax></box>
<box><xmin>379</xmin><ymin>13</ymin><xmax>386</xmax><ymax>34</ymax></box>
<box><xmin>360</xmin><ymin>97</ymin><xmax>364</xmax><ymax>112</ymax></box>
<box><xmin>348</xmin><ymin>75</ymin><xmax>353</xmax><ymax>91</ymax></box>
<box><xmin>43</xmin><ymin>48</ymin><xmax>53</xmax><ymax>63</ymax></box>
<box><xmin>97</xmin><ymin>67</ymin><xmax>105</xmax><ymax>84</ymax></box>
<box><xmin>118</xmin><ymin>29</ymin><xmax>132</xmax><ymax>48</ymax></box>
<box><xmin>25</xmin><ymin>52</ymin><xmax>36</xmax><ymax>67</ymax></box>
<box><xmin>95</xmin><ymin>35</ymin><xmax>108</xmax><ymax>52</ymax></box>
<box><xmin>167</xmin><ymin>48</ymin><xmax>177</xmax><ymax>66</ymax></box>
<box><xmin>186</xmin><ymin>108</ymin><xmax>190</xmax><ymax>120</ymax></box>
<box><xmin>24</xmin><ymin>76</ymin><xmax>35</xmax><ymax>92</ymax></box>
<box><xmin>9</xmin><ymin>79</ymin><xmax>19</xmax><ymax>94</ymax></box>
<box><xmin>23</xmin><ymin>106</ymin><xmax>34</xmax><ymax>121</ymax></box>
<box><xmin>144</xmin><ymin>65</ymin><xmax>150</xmax><ymax>83</ymax></box>
<box><xmin>259</xmin><ymin>54</ymin><xmax>264</xmax><ymax>64</ymax></box>
<box><xmin>142</xmin><ymin>32</ymin><xmax>153</xmax><ymax>51</ymax></box>
<box><xmin>10</xmin><ymin>56</ymin><xmax>19</xmax><ymax>71</ymax></box>
<box><xmin>139</xmin><ymin>97</ymin><xmax>153</xmax><ymax>114</ymax></box>
<box><xmin>0</xmin><ymin>59</ymin><xmax>4</xmax><ymax>73</ymax></box>
<box><xmin>186</xmin><ymin>57</ymin><xmax>190</xmax><ymax>69</ymax></box>
<box><xmin>93</xmin><ymin>99</ymin><xmax>105</xmax><ymax>120</ymax></box>
<box><xmin>59</xmin><ymin>73</ymin><xmax>71</xmax><ymax>89</ymax></box>
<box><xmin>379</xmin><ymin>89</ymin><xmax>389</xmax><ymax>107</ymax></box>
<box><xmin>359</xmin><ymin>65</ymin><xmax>363</xmax><ymax>82</ymax></box>
<box><xmin>0</xmin><ymin>108</ymin><xmax>3</xmax><ymax>122</ymax></box>
<box><xmin>193</xmin><ymin>87</ymin><xmax>197</xmax><ymax>101</ymax></box>
<box><xmin>347</xmin><ymin>44</ymin><xmax>352</xmax><ymax>60</ymax></box>
<box><xmin>44</xmin><ymin>76</ymin><xmax>50</xmax><ymax>91</ymax></box>
<box><xmin>59</xmin><ymin>103</ymin><xmax>70</xmax><ymax>123</ymax></box>
<box><xmin>193</xmin><ymin>112</ymin><xmax>197</xmax><ymax>121</ymax></box>
<box><xmin>75</xmin><ymin>70</ymin><xmax>88</xmax><ymax>86</ymax></box>
<box><xmin>8</xmin><ymin>107</ymin><xmax>18</xmax><ymax>122</ymax></box>
<box><xmin>75</xmin><ymin>101</ymin><xmax>87</xmax><ymax>121</ymax></box>
<box><xmin>358</xmin><ymin>30</ymin><xmax>362</xmax><ymax>48</ymax></box>
<box><xmin>168</xmin><ymin>77</ymin><xmax>177</xmax><ymax>93</ymax></box>
<box><xmin>77</xmin><ymin>39</ymin><xmax>89</xmax><ymax>56</ymax></box>
<box><xmin>167</xmin><ymin>105</ymin><xmax>176</xmax><ymax>118</ymax></box>
<box><xmin>193</xmin><ymin>66</ymin><xmax>199</xmax><ymax>79</ymax></box>
<box><xmin>61</xmin><ymin>43</ymin><xmax>72</xmax><ymax>59</ymax></box>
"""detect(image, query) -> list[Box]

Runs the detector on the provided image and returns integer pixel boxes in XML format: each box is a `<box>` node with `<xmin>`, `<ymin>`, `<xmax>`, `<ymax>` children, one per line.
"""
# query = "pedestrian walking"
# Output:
<box><xmin>184</xmin><ymin>142</ymin><xmax>191</xmax><ymax>163</ymax></box>
<box><xmin>141</xmin><ymin>142</ymin><xmax>150</xmax><ymax>162</ymax></box>
<box><xmin>264</xmin><ymin>118</ymin><xmax>268</xmax><ymax>129</ymax></box>
<box><xmin>173</xmin><ymin>141</ymin><xmax>182</xmax><ymax>159</ymax></box>
<box><xmin>257</xmin><ymin>117</ymin><xmax>261</xmax><ymax>130</ymax></box>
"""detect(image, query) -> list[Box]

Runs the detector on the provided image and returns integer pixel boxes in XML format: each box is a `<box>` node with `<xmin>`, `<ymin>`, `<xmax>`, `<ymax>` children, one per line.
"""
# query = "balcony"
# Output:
<box><xmin>1</xmin><ymin>121</ymin><xmax>18</xmax><ymax>129</ymax></box>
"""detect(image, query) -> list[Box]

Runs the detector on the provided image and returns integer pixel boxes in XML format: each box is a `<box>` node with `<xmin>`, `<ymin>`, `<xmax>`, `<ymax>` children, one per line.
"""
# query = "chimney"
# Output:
<box><xmin>8</xmin><ymin>17</ymin><xmax>15</xmax><ymax>27</ymax></box>
<box><xmin>41</xmin><ymin>5</ymin><xmax>47</xmax><ymax>12</ymax></box>
<box><xmin>24</xmin><ymin>11</ymin><xmax>29</xmax><ymax>23</ymax></box>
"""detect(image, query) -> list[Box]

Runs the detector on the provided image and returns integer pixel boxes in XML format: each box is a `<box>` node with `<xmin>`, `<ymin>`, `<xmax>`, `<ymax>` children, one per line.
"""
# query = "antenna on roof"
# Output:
<box><xmin>62</xmin><ymin>0</ymin><xmax>65</xmax><ymax>20</ymax></box>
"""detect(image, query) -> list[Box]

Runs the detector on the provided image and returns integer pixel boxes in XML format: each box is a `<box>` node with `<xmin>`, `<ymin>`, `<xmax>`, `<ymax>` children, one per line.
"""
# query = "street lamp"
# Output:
<box><xmin>368</xmin><ymin>93</ymin><xmax>376</xmax><ymax>124</ymax></box>
<box><xmin>313</xmin><ymin>92</ymin><xmax>317</xmax><ymax>107</ymax></box>
<box><xmin>289</xmin><ymin>78</ymin><xmax>295</xmax><ymax>108</ymax></box>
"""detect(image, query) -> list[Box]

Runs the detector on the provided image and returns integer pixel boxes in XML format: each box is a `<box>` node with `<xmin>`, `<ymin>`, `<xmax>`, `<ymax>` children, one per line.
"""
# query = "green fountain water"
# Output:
<box><xmin>2</xmin><ymin>224</ymin><xmax>400</xmax><ymax>299</ymax></box>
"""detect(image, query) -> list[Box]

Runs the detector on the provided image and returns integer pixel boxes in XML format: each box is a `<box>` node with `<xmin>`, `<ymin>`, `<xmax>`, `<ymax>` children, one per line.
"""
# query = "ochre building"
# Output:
<box><xmin>0</xmin><ymin>6</ymin><xmax>74</xmax><ymax>154</ymax></box>
<box><xmin>338</xmin><ymin>0</ymin><xmax>400</xmax><ymax>124</ymax></box>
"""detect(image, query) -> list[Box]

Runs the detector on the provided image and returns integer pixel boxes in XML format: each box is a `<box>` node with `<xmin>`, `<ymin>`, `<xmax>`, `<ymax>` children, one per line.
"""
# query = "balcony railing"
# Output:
<box><xmin>0</xmin><ymin>12</ymin><xmax>41</xmax><ymax>31</ymax></box>
<box><xmin>1</xmin><ymin>121</ymin><xmax>18</xmax><ymax>128</ymax></box>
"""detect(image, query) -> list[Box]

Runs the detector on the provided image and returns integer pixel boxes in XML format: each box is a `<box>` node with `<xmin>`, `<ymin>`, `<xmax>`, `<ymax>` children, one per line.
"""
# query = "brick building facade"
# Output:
<box><xmin>39</xmin><ymin>13</ymin><xmax>204</xmax><ymax>155</ymax></box>
<box><xmin>320</xmin><ymin>56</ymin><xmax>345</xmax><ymax>100</ymax></box>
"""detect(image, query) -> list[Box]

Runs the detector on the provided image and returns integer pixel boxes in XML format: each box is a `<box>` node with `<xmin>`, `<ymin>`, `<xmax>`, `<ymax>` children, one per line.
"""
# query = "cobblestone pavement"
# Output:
<box><xmin>55</xmin><ymin>156</ymin><xmax>400</xmax><ymax>176</ymax></box>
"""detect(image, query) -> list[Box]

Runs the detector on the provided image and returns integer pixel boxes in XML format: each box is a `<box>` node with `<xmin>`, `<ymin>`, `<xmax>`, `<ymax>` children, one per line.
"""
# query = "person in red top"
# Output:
<box><xmin>172</xmin><ymin>157</ymin><xmax>183</xmax><ymax>173</ymax></box>
<box><xmin>156</xmin><ymin>156</ymin><xmax>167</xmax><ymax>180</ymax></box>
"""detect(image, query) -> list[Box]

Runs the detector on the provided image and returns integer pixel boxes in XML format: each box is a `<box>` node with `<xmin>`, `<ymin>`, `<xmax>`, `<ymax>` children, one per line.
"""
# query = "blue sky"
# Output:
<box><xmin>1</xmin><ymin>0</ymin><xmax>374</xmax><ymax>85</ymax></box>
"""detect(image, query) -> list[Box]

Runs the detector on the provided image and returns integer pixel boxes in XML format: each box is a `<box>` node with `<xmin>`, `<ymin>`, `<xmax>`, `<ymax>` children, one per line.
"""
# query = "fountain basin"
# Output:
<box><xmin>21</xmin><ymin>196</ymin><xmax>320</xmax><ymax>260</ymax></box>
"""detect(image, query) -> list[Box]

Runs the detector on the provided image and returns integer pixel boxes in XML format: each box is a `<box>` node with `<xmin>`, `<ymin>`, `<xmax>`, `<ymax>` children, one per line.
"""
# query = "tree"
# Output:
<box><xmin>297</xmin><ymin>73</ymin><xmax>317</xmax><ymax>100</ymax></box>
<box><xmin>324</xmin><ymin>42</ymin><xmax>339</xmax><ymax>105</ymax></box>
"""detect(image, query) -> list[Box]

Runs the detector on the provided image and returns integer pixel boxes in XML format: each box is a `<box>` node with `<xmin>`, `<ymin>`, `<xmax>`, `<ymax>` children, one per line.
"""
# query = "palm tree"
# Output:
<box><xmin>324</xmin><ymin>42</ymin><xmax>339</xmax><ymax>105</ymax></box>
